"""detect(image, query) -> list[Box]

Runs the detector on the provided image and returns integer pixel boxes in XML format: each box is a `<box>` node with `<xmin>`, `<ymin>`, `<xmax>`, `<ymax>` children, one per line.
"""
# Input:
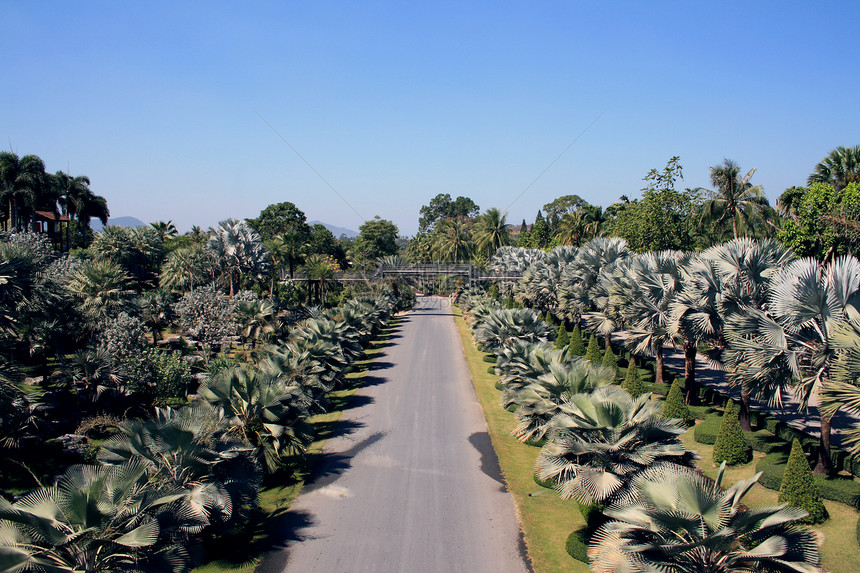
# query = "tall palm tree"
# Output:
<box><xmin>808</xmin><ymin>145</ymin><xmax>860</xmax><ymax>191</ymax></box>
<box><xmin>822</xmin><ymin>308</ymin><xmax>860</xmax><ymax>458</ymax></box>
<box><xmin>589</xmin><ymin>462</ymin><xmax>822</xmax><ymax>572</ymax></box>
<box><xmin>555</xmin><ymin>209</ymin><xmax>600</xmax><ymax>247</ymax></box>
<box><xmin>54</xmin><ymin>170</ymin><xmax>92</xmax><ymax>247</ymax></box>
<box><xmin>160</xmin><ymin>244</ymin><xmax>214</xmax><ymax>292</ymax></box>
<box><xmin>700</xmin><ymin>159</ymin><xmax>770</xmax><ymax>240</ymax></box>
<box><xmin>433</xmin><ymin>218</ymin><xmax>474</xmax><ymax>263</ymax></box>
<box><xmin>724</xmin><ymin>255</ymin><xmax>860</xmax><ymax>474</ymax></box>
<box><xmin>207</xmin><ymin>219</ymin><xmax>271</xmax><ymax>296</ymax></box>
<box><xmin>150</xmin><ymin>220</ymin><xmax>178</xmax><ymax>242</ymax></box>
<box><xmin>303</xmin><ymin>254</ymin><xmax>337</xmax><ymax>307</ymax></box>
<box><xmin>473</xmin><ymin>208</ymin><xmax>511</xmax><ymax>259</ymax></box>
<box><xmin>0</xmin><ymin>152</ymin><xmax>48</xmax><ymax>232</ymax></box>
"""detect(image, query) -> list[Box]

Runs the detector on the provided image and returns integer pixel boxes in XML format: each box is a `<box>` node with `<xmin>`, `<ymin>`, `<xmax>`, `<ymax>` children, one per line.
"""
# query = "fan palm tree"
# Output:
<box><xmin>207</xmin><ymin>219</ymin><xmax>271</xmax><ymax>296</ymax></box>
<box><xmin>0</xmin><ymin>460</ymin><xmax>197</xmax><ymax>572</ymax></box>
<box><xmin>699</xmin><ymin>159</ymin><xmax>770</xmax><ymax>240</ymax></box>
<box><xmin>473</xmin><ymin>207</ymin><xmax>512</xmax><ymax>259</ymax></box>
<box><xmin>198</xmin><ymin>366</ymin><xmax>313</xmax><ymax>473</ymax></box>
<box><xmin>150</xmin><ymin>220</ymin><xmax>178</xmax><ymax>242</ymax></box>
<box><xmin>536</xmin><ymin>386</ymin><xmax>693</xmax><ymax>505</ymax></box>
<box><xmin>808</xmin><ymin>145</ymin><xmax>860</xmax><ymax>191</ymax></box>
<box><xmin>160</xmin><ymin>244</ymin><xmax>214</xmax><ymax>292</ymax></box>
<box><xmin>589</xmin><ymin>462</ymin><xmax>822</xmax><ymax>572</ymax></box>
<box><xmin>65</xmin><ymin>259</ymin><xmax>135</xmax><ymax>326</ymax></box>
<box><xmin>473</xmin><ymin>307</ymin><xmax>553</xmax><ymax>353</ymax></box>
<box><xmin>724</xmin><ymin>255</ymin><xmax>860</xmax><ymax>474</ymax></box>
<box><xmin>98</xmin><ymin>404</ymin><xmax>262</xmax><ymax>529</ymax></box>
<box><xmin>236</xmin><ymin>297</ymin><xmax>276</xmax><ymax>348</ymax></box>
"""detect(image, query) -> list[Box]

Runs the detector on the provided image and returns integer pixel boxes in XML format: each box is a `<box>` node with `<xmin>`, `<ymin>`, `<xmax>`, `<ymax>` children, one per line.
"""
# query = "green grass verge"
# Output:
<box><xmin>192</xmin><ymin>319</ymin><xmax>400</xmax><ymax>573</ymax></box>
<box><xmin>681</xmin><ymin>424</ymin><xmax>860</xmax><ymax>572</ymax></box>
<box><xmin>453</xmin><ymin>308</ymin><xmax>589</xmax><ymax>573</ymax></box>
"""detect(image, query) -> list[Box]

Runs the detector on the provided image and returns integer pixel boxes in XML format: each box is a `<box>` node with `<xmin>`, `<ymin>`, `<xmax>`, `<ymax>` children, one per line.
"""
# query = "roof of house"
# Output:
<box><xmin>34</xmin><ymin>211</ymin><xmax>70</xmax><ymax>222</ymax></box>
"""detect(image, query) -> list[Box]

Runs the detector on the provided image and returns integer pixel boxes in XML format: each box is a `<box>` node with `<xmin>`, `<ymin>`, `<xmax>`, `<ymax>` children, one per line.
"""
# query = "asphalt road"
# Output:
<box><xmin>259</xmin><ymin>296</ymin><xmax>530</xmax><ymax>573</ymax></box>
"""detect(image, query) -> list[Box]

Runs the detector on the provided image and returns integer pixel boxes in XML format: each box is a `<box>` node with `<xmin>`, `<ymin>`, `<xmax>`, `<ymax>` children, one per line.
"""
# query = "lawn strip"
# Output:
<box><xmin>452</xmin><ymin>307</ymin><xmax>588</xmax><ymax>573</ymax></box>
<box><xmin>192</xmin><ymin>318</ymin><xmax>400</xmax><ymax>573</ymax></box>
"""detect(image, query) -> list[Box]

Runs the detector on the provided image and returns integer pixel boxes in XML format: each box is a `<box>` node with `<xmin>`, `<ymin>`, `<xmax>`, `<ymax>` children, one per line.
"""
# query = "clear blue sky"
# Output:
<box><xmin>2</xmin><ymin>1</ymin><xmax>858</xmax><ymax>236</ymax></box>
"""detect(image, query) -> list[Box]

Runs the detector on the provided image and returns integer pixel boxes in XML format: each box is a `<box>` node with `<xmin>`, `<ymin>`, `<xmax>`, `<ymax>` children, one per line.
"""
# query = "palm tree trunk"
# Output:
<box><xmin>814</xmin><ymin>412</ymin><xmax>834</xmax><ymax>475</ymax></box>
<box><xmin>738</xmin><ymin>386</ymin><xmax>753</xmax><ymax>431</ymax></box>
<box><xmin>732</xmin><ymin>212</ymin><xmax>738</xmax><ymax>240</ymax></box>
<box><xmin>655</xmin><ymin>348</ymin><xmax>665</xmax><ymax>386</ymax></box>
<box><xmin>683</xmin><ymin>339</ymin><xmax>699</xmax><ymax>405</ymax></box>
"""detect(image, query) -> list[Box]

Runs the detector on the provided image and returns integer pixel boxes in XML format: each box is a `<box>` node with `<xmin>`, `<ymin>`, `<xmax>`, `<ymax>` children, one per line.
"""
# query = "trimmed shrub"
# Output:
<box><xmin>534</xmin><ymin>472</ymin><xmax>555</xmax><ymax>489</ymax></box>
<box><xmin>482</xmin><ymin>354</ymin><xmax>497</xmax><ymax>363</ymax></box>
<box><xmin>744</xmin><ymin>429</ymin><xmax>788</xmax><ymax>454</ymax></box>
<box><xmin>694</xmin><ymin>415</ymin><xmax>722</xmax><ymax>445</ymax></box>
<box><xmin>757</xmin><ymin>452</ymin><xmax>789</xmax><ymax>491</ymax></box>
<box><xmin>578</xmin><ymin>502</ymin><xmax>607</xmax><ymax>530</ymax></box>
<box><xmin>584</xmin><ymin>335</ymin><xmax>601</xmax><ymax>364</ymax></box>
<box><xmin>555</xmin><ymin>324</ymin><xmax>570</xmax><ymax>349</ymax></box>
<box><xmin>487</xmin><ymin>366</ymin><xmax>496</xmax><ymax>375</ymax></box>
<box><xmin>713</xmin><ymin>401</ymin><xmax>752</xmax><ymax>465</ymax></box>
<box><xmin>662</xmin><ymin>379</ymin><xmax>690</xmax><ymax>421</ymax></box>
<box><xmin>566</xmin><ymin>528</ymin><xmax>589</xmax><ymax>563</ymax></box>
<box><xmin>814</xmin><ymin>476</ymin><xmax>860</xmax><ymax>509</ymax></box>
<box><xmin>779</xmin><ymin>439</ymin><xmax>828</xmax><ymax>524</ymax></box>
<box><xmin>602</xmin><ymin>345</ymin><xmax>619</xmax><ymax>378</ymax></box>
<box><xmin>495</xmin><ymin>381</ymin><xmax>505</xmax><ymax>391</ymax></box>
<box><xmin>569</xmin><ymin>325</ymin><xmax>585</xmax><ymax>355</ymax></box>
<box><xmin>622</xmin><ymin>361</ymin><xmax>646</xmax><ymax>398</ymax></box>
<box><xmin>687</xmin><ymin>405</ymin><xmax>716</xmax><ymax>420</ymax></box>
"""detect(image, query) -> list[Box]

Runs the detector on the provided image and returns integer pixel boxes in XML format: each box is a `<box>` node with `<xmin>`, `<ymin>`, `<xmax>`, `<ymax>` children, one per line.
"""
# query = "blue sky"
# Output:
<box><xmin>2</xmin><ymin>1</ymin><xmax>858</xmax><ymax>235</ymax></box>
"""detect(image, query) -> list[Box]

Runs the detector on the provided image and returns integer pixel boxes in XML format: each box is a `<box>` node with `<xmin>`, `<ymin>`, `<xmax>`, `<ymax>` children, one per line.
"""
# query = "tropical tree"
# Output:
<box><xmin>724</xmin><ymin>255</ymin><xmax>860</xmax><ymax>474</ymax></box>
<box><xmin>160</xmin><ymin>244</ymin><xmax>214</xmax><ymax>292</ymax></box>
<box><xmin>0</xmin><ymin>461</ymin><xmax>197</xmax><ymax>572</ymax></box>
<box><xmin>268</xmin><ymin>230</ymin><xmax>307</xmax><ymax>281</ymax></box>
<box><xmin>536</xmin><ymin>386</ymin><xmax>692</xmax><ymax>505</ymax></box>
<box><xmin>65</xmin><ymin>258</ymin><xmax>135</xmax><ymax>326</ymax></box>
<box><xmin>236</xmin><ymin>297</ymin><xmax>276</xmax><ymax>348</ymax></box>
<box><xmin>0</xmin><ymin>152</ymin><xmax>48</xmax><ymax>232</ymax></box>
<box><xmin>472</xmin><ymin>207</ymin><xmax>511</xmax><ymax>259</ymax></box>
<box><xmin>808</xmin><ymin>145</ymin><xmax>860</xmax><ymax>191</ymax></box>
<box><xmin>207</xmin><ymin>219</ymin><xmax>271</xmax><ymax>296</ymax></box>
<box><xmin>588</xmin><ymin>462</ymin><xmax>822</xmax><ymax>572</ymax></box>
<box><xmin>433</xmin><ymin>218</ymin><xmax>474</xmax><ymax>263</ymax></box>
<box><xmin>138</xmin><ymin>289</ymin><xmax>175</xmax><ymax>344</ymax></box>
<box><xmin>699</xmin><ymin>159</ymin><xmax>770</xmax><ymax>240</ymax></box>
<box><xmin>303</xmin><ymin>254</ymin><xmax>337</xmax><ymax>306</ymax></box>
<box><xmin>198</xmin><ymin>367</ymin><xmax>313</xmax><ymax>473</ymax></box>
<box><xmin>150</xmin><ymin>220</ymin><xmax>178</xmax><ymax>242</ymax></box>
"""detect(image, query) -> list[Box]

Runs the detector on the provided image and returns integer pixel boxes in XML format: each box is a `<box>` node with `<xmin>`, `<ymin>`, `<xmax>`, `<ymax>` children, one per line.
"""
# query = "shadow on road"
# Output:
<box><xmin>302</xmin><ymin>431</ymin><xmax>387</xmax><ymax>493</ymax></box>
<box><xmin>254</xmin><ymin>509</ymin><xmax>316</xmax><ymax>573</ymax></box>
<box><xmin>312</xmin><ymin>418</ymin><xmax>366</xmax><ymax>442</ymax></box>
<box><xmin>468</xmin><ymin>431</ymin><xmax>507</xmax><ymax>490</ymax></box>
<box><xmin>360</xmin><ymin>375</ymin><xmax>388</xmax><ymax>388</ymax></box>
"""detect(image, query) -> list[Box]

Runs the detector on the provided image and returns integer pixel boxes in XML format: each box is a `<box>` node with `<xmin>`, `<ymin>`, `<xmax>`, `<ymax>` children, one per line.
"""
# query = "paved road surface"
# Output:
<box><xmin>260</xmin><ymin>296</ymin><xmax>530</xmax><ymax>573</ymax></box>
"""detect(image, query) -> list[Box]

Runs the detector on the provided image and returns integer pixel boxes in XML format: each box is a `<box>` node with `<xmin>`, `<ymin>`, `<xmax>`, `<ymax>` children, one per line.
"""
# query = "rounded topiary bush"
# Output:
<box><xmin>713</xmin><ymin>401</ymin><xmax>752</xmax><ymax>465</ymax></box>
<box><xmin>662</xmin><ymin>379</ymin><xmax>690</xmax><ymax>421</ymax></box>
<box><xmin>622</xmin><ymin>360</ymin><xmax>646</xmax><ymax>397</ymax></box>
<box><xmin>779</xmin><ymin>439</ymin><xmax>828</xmax><ymax>524</ymax></box>
<box><xmin>566</xmin><ymin>528</ymin><xmax>589</xmax><ymax>563</ymax></box>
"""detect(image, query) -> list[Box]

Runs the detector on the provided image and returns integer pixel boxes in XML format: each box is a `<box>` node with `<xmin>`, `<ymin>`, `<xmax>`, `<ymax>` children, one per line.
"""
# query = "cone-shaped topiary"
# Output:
<box><xmin>602</xmin><ymin>344</ymin><xmax>619</xmax><ymax>379</ymax></box>
<box><xmin>555</xmin><ymin>324</ymin><xmax>570</xmax><ymax>349</ymax></box>
<box><xmin>543</xmin><ymin>311</ymin><xmax>554</xmax><ymax>325</ymax></box>
<box><xmin>779</xmin><ymin>438</ymin><xmax>828</xmax><ymax>524</ymax></box>
<box><xmin>504</xmin><ymin>297</ymin><xmax>514</xmax><ymax>309</ymax></box>
<box><xmin>622</xmin><ymin>360</ymin><xmax>646</xmax><ymax>397</ymax></box>
<box><xmin>662</xmin><ymin>379</ymin><xmax>690</xmax><ymax>420</ymax></box>
<box><xmin>713</xmin><ymin>401</ymin><xmax>752</xmax><ymax>465</ymax></box>
<box><xmin>569</xmin><ymin>325</ymin><xmax>585</xmax><ymax>355</ymax></box>
<box><xmin>584</xmin><ymin>334</ymin><xmax>601</xmax><ymax>364</ymax></box>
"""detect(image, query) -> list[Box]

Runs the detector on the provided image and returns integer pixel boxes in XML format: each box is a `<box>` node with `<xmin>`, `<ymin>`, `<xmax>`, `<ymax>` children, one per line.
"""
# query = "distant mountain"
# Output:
<box><xmin>308</xmin><ymin>220</ymin><xmax>359</xmax><ymax>238</ymax></box>
<box><xmin>91</xmin><ymin>216</ymin><xmax>146</xmax><ymax>232</ymax></box>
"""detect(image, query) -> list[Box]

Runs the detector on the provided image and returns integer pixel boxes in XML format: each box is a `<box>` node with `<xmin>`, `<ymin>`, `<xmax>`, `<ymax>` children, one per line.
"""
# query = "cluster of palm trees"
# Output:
<box><xmin>0</xmin><ymin>152</ymin><xmax>109</xmax><ymax>246</ymax></box>
<box><xmin>460</xmin><ymin>291</ymin><xmax>823</xmax><ymax>570</ymax></box>
<box><xmin>406</xmin><ymin>208</ymin><xmax>513</xmax><ymax>264</ymax></box>
<box><xmin>0</xmin><ymin>290</ymin><xmax>399</xmax><ymax>571</ymax></box>
<box><xmin>492</xmin><ymin>235</ymin><xmax>860</xmax><ymax>476</ymax></box>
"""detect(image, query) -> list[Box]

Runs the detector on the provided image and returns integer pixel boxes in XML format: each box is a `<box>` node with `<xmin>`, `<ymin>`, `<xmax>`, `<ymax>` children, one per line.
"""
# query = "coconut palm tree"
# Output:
<box><xmin>269</xmin><ymin>230</ymin><xmax>307</xmax><ymax>281</ymax></box>
<box><xmin>160</xmin><ymin>244</ymin><xmax>214</xmax><ymax>292</ymax></box>
<box><xmin>473</xmin><ymin>207</ymin><xmax>512</xmax><ymax>259</ymax></box>
<box><xmin>724</xmin><ymin>255</ymin><xmax>860</xmax><ymax>474</ymax></box>
<box><xmin>433</xmin><ymin>218</ymin><xmax>474</xmax><ymax>263</ymax></box>
<box><xmin>588</xmin><ymin>462</ymin><xmax>822</xmax><ymax>572</ymax></box>
<box><xmin>536</xmin><ymin>386</ymin><xmax>693</xmax><ymax>505</ymax></box>
<box><xmin>0</xmin><ymin>152</ymin><xmax>49</xmax><ymax>232</ymax></box>
<box><xmin>699</xmin><ymin>159</ymin><xmax>770</xmax><ymax>240</ymax></box>
<box><xmin>303</xmin><ymin>254</ymin><xmax>337</xmax><ymax>307</ymax></box>
<box><xmin>554</xmin><ymin>209</ymin><xmax>600</xmax><ymax>247</ymax></box>
<box><xmin>0</xmin><ymin>460</ymin><xmax>197</xmax><ymax>572</ymax></box>
<box><xmin>808</xmin><ymin>145</ymin><xmax>860</xmax><ymax>191</ymax></box>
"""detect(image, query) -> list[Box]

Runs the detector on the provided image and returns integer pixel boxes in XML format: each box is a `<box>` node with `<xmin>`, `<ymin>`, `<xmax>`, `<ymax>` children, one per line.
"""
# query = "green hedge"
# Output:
<box><xmin>534</xmin><ymin>472</ymin><xmax>555</xmax><ymax>489</ymax></box>
<box><xmin>756</xmin><ymin>452</ymin><xmax>860</xmax><ymax>508</ymax></box>
<box><xmin>487</xmin><ymin>366</ymin><xmax>496</xmax><ymax>375</ymax></box>
<box><xmin>566</xmin><ymin>528</ymin><xmax>589</xmax><ymax>563</ymax></box>
<box><xmin>744</xmin><ymin>429</ymin><xmax>788</xmax><ymax>454</ymax></box>
<box><xmin>645</xmin><ymin>382</ymin><xmax>670</xmax><ymax>396</ymax></box>
<box><xmin>495</xmin><ymin>381</ymin><xmax>505</xmax><ymax>391</ymax></box>
<box><xmin>482</xmin><ymin>354</ymin><xmax>497</xmax><ymax>363</ymax></box>
<box><xmin>687</xmin><ymin>405</ymin><xmax>716</xmax><ymax>420</ymax></box>
<box><xmin>694</xmin><ymin>415</ymin><xmax>722</xmax><ymax>445</ymax></box>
